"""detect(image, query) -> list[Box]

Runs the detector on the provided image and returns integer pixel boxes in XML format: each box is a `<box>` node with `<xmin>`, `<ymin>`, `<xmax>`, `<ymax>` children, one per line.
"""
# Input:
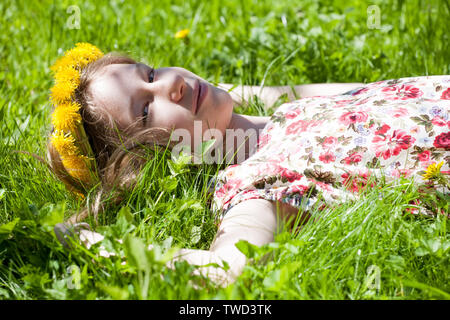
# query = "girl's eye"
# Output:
<box><xmin>143</xmin><ymin>104</ymin><xmax>149</xmax><ymax>126</ymax></box>
<box><xmin>148</xmin><ymin>68</ymin><xmax>155</xmax><ymax>83</ymax></box>
<box><xmin>143</xmin><ymin>68</ymin><xmax>154</xmax><ymax>125</ymax></box>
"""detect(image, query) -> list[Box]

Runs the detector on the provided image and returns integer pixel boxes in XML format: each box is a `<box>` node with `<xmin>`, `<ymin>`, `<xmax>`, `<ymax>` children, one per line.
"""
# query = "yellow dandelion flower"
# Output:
<box><xmin>50</xmin><ymin>81</ymin><xmax>77</xmax><ymax>104</ymax></box>
<box><xmin>61</xmin><ymin>154</ymin><xmax>92</xmax><ymax>182</ymax></box>
<box><xmin>51</xmin><ymin>43</ymin><xmax>103</xmax><ymax>74</ymax></box>
<box><xmin>51</xmin><ymin>54</ymin><xmax>74</xmax><ymax>74</ymax></box>
<box><xmin>73</xmin><ymin>191</ymin><xmax>86</xmax><ymax>200</ymax></box>
<box><xmin>61</xmin><ymin>154</ymin><xmax>88</xmax><ymax>170</ymax></box>
<box><xmin>54</xmin><ymin>66</ymin><xmax>80</xmax><ymax>88</ymax></box>
<box><xmin>51</xmin><ymin>131</ymin><xmax>79</xmax><ymax>157</ymax></box>
<box><xmin>48</xmin><ymin>42</ymin><xmax>104</xmax><ymax>188</ymax></box>
<box><xmin>51</xmin><ymin>102</ymin><xmax>82</xmax><ymax>132</ymax></box>
<box><xmin>423</xmin><ymin>161</ymin><xmax>444</xmax><ymax>180</ymax></box>
<box><xmin>70</xmin><ymin>168</ymin><xmax>93</xmax><ymax>183</ymax></box>
<box><xmin>175</xmin><ymin>29</ymin><xmax>190</xmax><ymax>39</ymax></box>
<box><xmin>75</xmin><ymin>42</ymin><xmax>103</xmax><ymax>59</ymax></box>
<box><xmin>50</xmin><ymin>44</ymin><xmax>100</xmax><ymax>74</ymax></box>
<box><xmin>68</xmin><ymin>43</ymin><xmax>104</xmax><ymax>69</ymax></box>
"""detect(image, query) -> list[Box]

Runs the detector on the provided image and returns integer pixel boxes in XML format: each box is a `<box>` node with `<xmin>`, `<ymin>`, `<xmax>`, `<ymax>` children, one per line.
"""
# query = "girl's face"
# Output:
<box><xmin>89</xmin><ymin>63</ymin><xmax>233</xmax><ymax>142</ymax></box>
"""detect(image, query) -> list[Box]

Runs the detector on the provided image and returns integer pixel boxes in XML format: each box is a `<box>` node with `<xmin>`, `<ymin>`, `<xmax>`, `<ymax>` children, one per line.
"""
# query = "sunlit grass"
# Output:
<box><xmin>0</xmin><ymin>0</ymin><xmax>448</xmax><ymax>299</ymax></box>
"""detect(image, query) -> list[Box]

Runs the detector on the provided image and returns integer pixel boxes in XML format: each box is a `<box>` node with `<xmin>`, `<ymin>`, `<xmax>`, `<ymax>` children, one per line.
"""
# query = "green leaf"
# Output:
<box><xmin>263</xmin><ymin>266</ymin><xmax>290</xmax><ymax>291</ymax></box>
<box><xmin>179</xmin><ymin>199</ymin><xmax>203</xmax><ymax>212</ymax></box>
<box><xmin>169</xmin><ymin>148</ymin><xmax>192</xmax><ymax>175</ymax></box>
<box><xmin>235</xmin><ymin>240</ymin><xmax>260</xmax><ymax>258</ymax></box>
<box><xmin>410</xmin><ymin>116</ymin><xmax>424</xmax><ymax>124</ymax></box>
<box><xmin>39</xmin><ymin>202</ymin><xmax>65</xmax><ymax>230</ymax></box>
<box><xmin>415</xmin><ymin>247</ymin><xmax>428</xmax><ymax>257</ymax></box>
<box><xmin>190</xmin><ymin>225</ymin><xmax>202</xmax><ymax>245</ymax></box>
<box><xmin>387</xmin><ymin>255</ymin><xmax>405</xmax><ymax>271</ymax></box>
<box><xmin>402</xmin><ymin>280</ymin><xmax>450</xmax><ymax>299</ymax></box>
<box><xmin>161</xmin><ymin>236</ymin><xmax>173</xmax><ymax>253</ymax></box>
<box><xmin>424</xmin><ymin>239</ymin><xmax>441</xmax><ymax>253</ymax></box>
<box><xmin>160</xmin><ymin>176</ymin><xmax>178</xmax><ymax>192</ymax></box>
<box><xmin>0</xmin><ymin>218</ymin><xmax>20</xmax><ymax>243</ymax></box>
<box><xmin>0</xmin><ymin>288</ymin><xmax>10</xmax><ymax>299</ymax></box>
<box><xmin>97</xmin><ymin>283</ymin><xmax>130</xmax><ymax>300</ymax></box>
<box><xmin>201</xmin><ymin>139</ymin><xmax>216</xmax><ymax>157</ymax></box>
<box><xmin>123</xmin><ymin>235</ymin><xmax>150</xmax><ymax>271</ymax></box>
<box><xmin>117</xmin><ymin>206</ymin><xmax>134</xmax><ymax>224</ymax></box>
<box><xmin>284</xmin><ymin>243</ymin><xmax>299</xmax><ymax>255</ymax></box>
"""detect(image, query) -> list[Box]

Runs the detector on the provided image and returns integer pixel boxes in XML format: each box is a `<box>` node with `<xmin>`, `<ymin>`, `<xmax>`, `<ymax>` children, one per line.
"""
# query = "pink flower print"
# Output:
<box><xmin>440</xmin><ymin>88</ymin><xmax>450</xmax><ymax>100</ymax></box>
<box><xmin>417</xmin><ymin>150</ymin><xmax>431</xmax><ymax>162</ymax></box>
<box><xmin>255</xmin><ymin>163</ymin><xmax>284</xmax><ymax>176</ymax></box>
<box><xmin>431</xmin><ymin>116</ymin><xmax>447</xmax><ymax>127</ymax></box>
<box><xmin>372</xmin><ymin>129</ymin><xmax>416</xmax><ymax>160</ymax></box>
<box><xmin>285</xmin><ymin>119</ymin><xmax>322</xmax><ymax>135</ymax></box>
<box><xmin>289</xmin><ymin>184</ymin><xmax>309</xmax><ymax>195</ymax></box>
<box><xmin>433</xmin><ymin>132</ymin><xmax>450</xmax><ymax>149</ymax></box>
<box><xmin>285</xmin><ymin>108</ymin><xmax>302</xmax><ymax>119</ymax></box>
<box><xmin>319</xmin><ymin>152</ymin><xmax>336</xmax><ymax>164</ymax></box>
<box><xmin>375</xmin><ymin>124</ymin><xmax>390</xmax><ymax>135</ymax></box>
<box><xmin>280</xmin><ymin>168</ymin><xmax>303</xmax><ymax>182</ymax></box>
<box><xmin>339</xmin><ymin>111</ymin><xmax>369</xmax><ymax>126</ymax></box>
<box><xmin>391</xmin><ymin>168</ymin><xmax>412</xmax><ymax>178</ymax></box>
<box><xmin>311</xmin><ymin>180</ymin><xmax>333</xmax><ymax>192</ymax></box>
<box><xmin>240</xmin><ymin>190</ymin><xmax>261</xmax><ymax>202</ymax></box>
<box><xmin>341</xmin><ymin>171</ymin><xmax>373</xmax><ymax>193</ymax></box>
<box><xmin>215</xmin><ymin>183</ymin><xmax>235</xmax><ymax>199</ymax></box>
<box><xmin>343</xmin><ymin>152</ymin><xmax>363</xmax><ymax>165</ymax></box>
<box><xmin>334</xmin><ymin>99</ymin><xmax>354</xmax><ymax>108</ymax></box>
<box><xmin>322</xmin><ymin>136</ymin><xmax>338</xmax><ymax>149</ymax></box>
<box><xmin>257</xmin><ymin>133</ymin><xmax>271</xmax><ymax>148</ymax></box>
<box><xmin>388</xmin><ymin>107</ymin><xmax>409</xmax><ymax>118</ymax></box>
<box><xmin>381</xmin><ymin>84</ymin><xmax>423</xmax><ymax>100</ymax></box>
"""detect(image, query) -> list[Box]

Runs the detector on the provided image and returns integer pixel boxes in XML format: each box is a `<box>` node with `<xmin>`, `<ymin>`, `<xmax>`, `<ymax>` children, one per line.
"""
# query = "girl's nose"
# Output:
<box><xmin>169</xmin><ymin>74</ymin><xmax>186</xmax><ymax>103</ymax></box>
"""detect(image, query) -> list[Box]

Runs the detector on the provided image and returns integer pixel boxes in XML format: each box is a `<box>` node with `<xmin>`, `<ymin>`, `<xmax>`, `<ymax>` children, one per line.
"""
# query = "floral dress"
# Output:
<box><xmin>211</xmin><ymin>76</ymin><xmax>450</xmax><ymax>220</ymax></box>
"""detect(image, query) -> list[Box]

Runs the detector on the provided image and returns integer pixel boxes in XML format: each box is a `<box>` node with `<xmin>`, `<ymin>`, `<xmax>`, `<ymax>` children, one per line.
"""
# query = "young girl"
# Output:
<box><xmin>48</xmin><ymin>43</ymin><xmax>449</xmax><ymax>286</ymax></box>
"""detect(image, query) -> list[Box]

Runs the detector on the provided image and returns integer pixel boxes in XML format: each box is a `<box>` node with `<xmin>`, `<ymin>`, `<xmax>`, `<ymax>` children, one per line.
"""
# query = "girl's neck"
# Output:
<box><xmin>223</xmin><ymin>112</ymin><xmax>270</xmax><ymax>164</ymax></box>
<box><xmin>227</xmin><ymin>112</ymin><xmax>269</xmax><ymax>132</ymax></box>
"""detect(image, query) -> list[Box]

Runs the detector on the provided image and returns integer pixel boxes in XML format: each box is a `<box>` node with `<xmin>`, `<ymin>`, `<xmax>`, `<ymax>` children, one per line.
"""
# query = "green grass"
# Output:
<box><xmin>0</xmin><ymin>0</ymin><xmax>449</xmax><ymax>299</ymax></box>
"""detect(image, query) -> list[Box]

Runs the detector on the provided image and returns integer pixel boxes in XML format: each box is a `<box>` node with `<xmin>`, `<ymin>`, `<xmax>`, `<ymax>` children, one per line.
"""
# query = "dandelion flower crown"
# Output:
<box><xmin>49</xmin><ymin>43</ymin><xmax>103</xmax><ymax>196</ymax></box>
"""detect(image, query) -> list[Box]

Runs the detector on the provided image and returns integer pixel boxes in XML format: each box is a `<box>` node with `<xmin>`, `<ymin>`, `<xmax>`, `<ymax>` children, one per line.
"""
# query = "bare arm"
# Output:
<box><xmin>218</xmin><ymin>82</ymin><xmax>365</xmax><ymax>109</ymax></box>
<box><xmin>169</xmin><ymin>198</ymin><xmax>280</xmax><ymax>286</ymax></box>
<box><xmin>74</xmin><ymin>199</ymin><xmax>299</xmax><ymax>286</ymax></box>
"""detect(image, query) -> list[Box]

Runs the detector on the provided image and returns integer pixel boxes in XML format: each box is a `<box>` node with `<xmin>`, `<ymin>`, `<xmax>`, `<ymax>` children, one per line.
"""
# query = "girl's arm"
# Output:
<box><xmin>169</xmin><ymin>198</ymin><xmax>281</xmax><ymax>286</ymax></box>
<box><xmin>73</xmin><ymin>198</ymin><xmax>298</xmax><ymax>286</ymax></box>
<box><xmin>218</xmin><ymin>83</ymin><xmax>365</xmax><ymax>108</ymax></box>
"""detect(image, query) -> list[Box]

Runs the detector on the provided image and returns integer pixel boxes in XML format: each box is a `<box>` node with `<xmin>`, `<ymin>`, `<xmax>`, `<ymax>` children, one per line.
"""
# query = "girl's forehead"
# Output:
<box><xmin>89</xmin><ymin>68</ymin><xmax>134</xmax><ymax>115</ymax></box>
<box><xmin>99</xmin><ymin>63</ymin><xmax>138</xmax><ymax>77</ymax></box>
<box><xmin>91</xmin><ymin>64</ymin><xmax>139</xmax><ymax>98</ymax></box>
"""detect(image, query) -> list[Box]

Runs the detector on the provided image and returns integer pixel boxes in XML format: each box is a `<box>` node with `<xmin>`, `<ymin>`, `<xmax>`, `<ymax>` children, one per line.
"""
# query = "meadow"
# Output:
<box><xmin>0</xmin><ymin>0</ymin><xmax>449</xmax><ymax>300</ymax></box>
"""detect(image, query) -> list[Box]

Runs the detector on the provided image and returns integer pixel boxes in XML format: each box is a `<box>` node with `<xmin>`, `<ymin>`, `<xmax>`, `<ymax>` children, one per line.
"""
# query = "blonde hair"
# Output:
<box><xmin>45</xmin><ymin>53</ymin><xmax>173</xmax><ymax>224</ymax></box>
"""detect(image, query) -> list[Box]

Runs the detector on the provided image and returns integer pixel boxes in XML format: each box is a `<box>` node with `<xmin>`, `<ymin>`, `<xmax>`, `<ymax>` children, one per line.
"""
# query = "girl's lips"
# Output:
<box><xmin>192</xmin><ymin>81</ymin><xmax>199</xmax><ymax>115</ymax></box>
<box><xmin>196</xmin><ymin>81</ymin><xmax>208</xmax><ymax>115</ymax></box>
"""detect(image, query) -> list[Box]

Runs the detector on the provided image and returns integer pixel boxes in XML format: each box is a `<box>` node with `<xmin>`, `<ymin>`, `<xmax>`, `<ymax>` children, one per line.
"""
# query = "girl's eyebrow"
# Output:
<box><xmin>136</xmin><ymin>63</ymin><xmax>148</xmax><ymax>80</ymax></box>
